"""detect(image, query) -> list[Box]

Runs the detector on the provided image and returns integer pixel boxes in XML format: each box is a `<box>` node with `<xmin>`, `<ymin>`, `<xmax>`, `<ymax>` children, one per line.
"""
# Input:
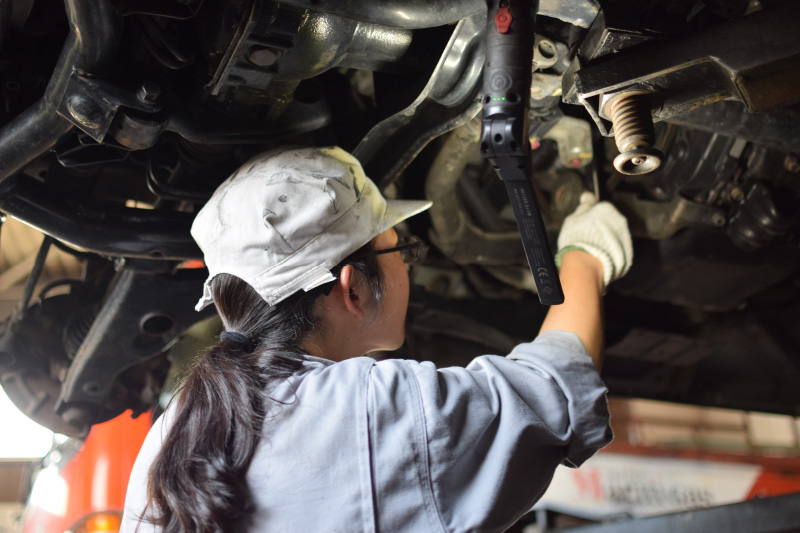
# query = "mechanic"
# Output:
<box><xmin>121</xmin><ymin>146</ymin><xmax>632</xmax><ymax>532</ymax></box>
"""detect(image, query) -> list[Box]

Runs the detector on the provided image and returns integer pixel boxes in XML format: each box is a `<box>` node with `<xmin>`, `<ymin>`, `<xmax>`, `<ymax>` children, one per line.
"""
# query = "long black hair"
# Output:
<box><xmin>143</xmin><ymin>241</ymin><xmax>384</xmax><ymax>532</ymax></box>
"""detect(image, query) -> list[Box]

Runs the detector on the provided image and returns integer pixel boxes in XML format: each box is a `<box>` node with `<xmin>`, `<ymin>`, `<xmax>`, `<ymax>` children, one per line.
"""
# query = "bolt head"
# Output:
<box><xmin>712</xmin><ymin>213</ymin><xmax>726</xmax><ymax>227</ymax></box>
<box><xmin>614</xmin><ymin>148</ymin><xmax>663</xmax><ymax>175</ymax></box>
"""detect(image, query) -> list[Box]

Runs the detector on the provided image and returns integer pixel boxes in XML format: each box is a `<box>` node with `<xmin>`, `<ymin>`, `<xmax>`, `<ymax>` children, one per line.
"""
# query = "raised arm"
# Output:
<box><xmin>539</xmin><ymin>249</ymin><xmax>605</xmax><ymax>367</ymax></box>
<box><xmin>539</xmin><ymin>192</ymin><xmax>633</xmax><ymax>369</ymax></box>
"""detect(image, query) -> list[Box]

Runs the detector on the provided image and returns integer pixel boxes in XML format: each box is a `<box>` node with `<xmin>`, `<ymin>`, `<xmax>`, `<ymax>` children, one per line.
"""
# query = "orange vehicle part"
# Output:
<box><xmin>22</xmin><ymin>411</ymin><xmax>151</xmax><ymax>533</ymax></box>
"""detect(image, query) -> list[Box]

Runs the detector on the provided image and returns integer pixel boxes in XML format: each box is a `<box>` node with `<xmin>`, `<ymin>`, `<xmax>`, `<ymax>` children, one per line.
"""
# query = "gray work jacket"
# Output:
<box><xmin>122</xmin><ymin>330</ymin><xmax>612</xmax><ymax>532</ymax></box>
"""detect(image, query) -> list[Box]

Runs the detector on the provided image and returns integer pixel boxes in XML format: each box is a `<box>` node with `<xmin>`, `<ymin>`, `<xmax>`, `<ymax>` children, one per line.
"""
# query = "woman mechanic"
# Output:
<box><xmin>122</xmin><ymin>146</ymin><xmax>632</xmax><ymax>532</ymax></box>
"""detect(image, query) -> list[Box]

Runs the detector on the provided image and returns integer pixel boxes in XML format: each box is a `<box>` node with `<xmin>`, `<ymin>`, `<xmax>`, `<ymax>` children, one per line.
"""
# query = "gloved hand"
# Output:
<box><xmin>555</xmin><ymin>192</ymin><xmax>633</xmax><ymax>287</ymax></box>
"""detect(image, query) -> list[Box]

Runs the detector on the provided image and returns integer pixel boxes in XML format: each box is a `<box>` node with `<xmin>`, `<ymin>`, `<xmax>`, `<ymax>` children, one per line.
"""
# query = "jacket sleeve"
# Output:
<box><xmin>368</xmin><ymin>329</ymin><xmax>612</xmax><ymax>533</ymax></box>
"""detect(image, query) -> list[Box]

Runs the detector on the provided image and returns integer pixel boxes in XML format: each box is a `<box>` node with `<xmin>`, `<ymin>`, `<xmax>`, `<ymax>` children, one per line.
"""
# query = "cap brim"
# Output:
<box><xmin>382</xmin><ymin>199</ymin><xmax>432</xmax><ymax>233</ymax></box>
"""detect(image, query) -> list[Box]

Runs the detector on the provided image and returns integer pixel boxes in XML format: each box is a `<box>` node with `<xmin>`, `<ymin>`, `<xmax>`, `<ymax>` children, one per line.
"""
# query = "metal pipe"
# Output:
<box><xmin>0</xmin><ymin>0</ymin><xmax>122</xmax><ymax>180</ymax></box>
<box><xmin>277</xmin><ymin>0</ymin><xmax>598</xmax><ymax>29</ymax></box>
<box><xmin>0</xmin><ymin>175</ymin><xmax>201</xmax><ymax>260</ymax></box>
<box><xmin>277</xmin><ymin>0</ymin><xmax>485</xmax><ymax>29</ymax></box>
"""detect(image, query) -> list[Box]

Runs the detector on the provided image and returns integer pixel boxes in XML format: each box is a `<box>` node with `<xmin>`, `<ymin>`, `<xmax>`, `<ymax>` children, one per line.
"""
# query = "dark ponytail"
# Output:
<box><xmin>144</xmin><ymin>242</ymin><xmax>384</xmax><ymax>532</ymax></box>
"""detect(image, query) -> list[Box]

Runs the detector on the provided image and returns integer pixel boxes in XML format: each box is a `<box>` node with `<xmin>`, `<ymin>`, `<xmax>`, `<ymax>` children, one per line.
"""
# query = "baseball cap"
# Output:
<box><xmin>190</xmin><ymin>146</ymin><xmax>432</xmax><ymax>310</ymax></box>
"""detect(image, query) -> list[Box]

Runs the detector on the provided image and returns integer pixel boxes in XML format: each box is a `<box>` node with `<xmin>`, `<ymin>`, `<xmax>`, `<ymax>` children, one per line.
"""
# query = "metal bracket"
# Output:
<box><xmin>612</xmin><ymin>192</ymin><xmax>727</xmax><ymax>240</ymax></box>
<box><xmin>56</xmin><ymin>71</ymin><xmax>163</xmax><ymax>143</ymax></box>
<box><xmin>354</xmin><ymin>13</ymin><xmax>487</xmax><ymax>189</ymax></box>
<box><xmin>563</xmin><ymin>3</ymin><xmax>800</xmax><ymax>136</ymax></box>
<box><xmin>56</xmin><ymin>266</ymin><xmax>215</xmax><ymax>431</ymax></box>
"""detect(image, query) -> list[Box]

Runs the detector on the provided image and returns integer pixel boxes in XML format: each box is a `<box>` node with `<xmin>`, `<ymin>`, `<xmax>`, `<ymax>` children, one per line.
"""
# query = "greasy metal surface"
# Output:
<box><xmin>208</xmin><ymin>1</ymin><xmax>414</xmax><ymax>96</ymax></box>
<box><xmin>56</xmin><ymin>267</ymin><xmax>215</xmax><ymax>429</ymax></box>
<box><xmin>108</xmin><ymin>0</ymin><xmax>205</xmax><ymax>19</ymax></box>
<box><xmin>276</xmin><ymin>0</ymin><xmax>598</xmax><ymax>29</ymax></box>
<box><xmin>667</xmin><ymin>100</ymin><xmax>800</xmax><ymax>154</ymax></box>
<box><xmin>0</xmin><ymin>175</ymin><xmax>201</xmax><ymax>260</ymax></box>
<box><xmin>167</xmin><ymin>96</ymin><xmax>332</xmax><ymax>144</ymax></box>
<box><xmin>426</xmin><ymin>120</ymin><xmax>527</xmax><ymax>266</ymax></box>
<box><xmin>612</xmin><ymin>229</ymin><xmax>799</xmax><ymax>312</ymax></box>
<box><xmin>612</xmin><ymin>192</ymin><xmax>726</xmax><ymax>240</ymax></box>
<box><xmin>56</xmin><ymin>72</ymin><xmax>164</xmax><ymax>144</ymax></box>
<box><xmin>727</xmin><ymin>181</ymin><xmax>793</xmax><ymax>251</ymax></box>
<box><xmin>0</xmin><ymin>295</ymin><xmax>85</xmax><ymax>435</ymax></box>
<box><xmin>576</xmin><ymin>9</ymin><xmax>659</xmax><ymax>62</ymax></box>
<box><xmin>354</xmin><ymin>13</ymin><xmax>486</xmax><ymax>188</ymax></box>
<box><xmin>0</xmin><ymin>0</ymin><xmax>121</xmax><ymax>179</ymax></box>
<box><xmin>564</xmin><ymin>3</ymin><xmax>800</xmax><ymax>135</ymax></box>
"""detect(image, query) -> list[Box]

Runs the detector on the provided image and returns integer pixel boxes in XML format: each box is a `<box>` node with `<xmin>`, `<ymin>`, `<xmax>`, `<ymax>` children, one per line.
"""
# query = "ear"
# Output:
<box><xmin>337</xmin><ymin>265</ymin><xmax>364</xmax><ymax>320</ymax></box>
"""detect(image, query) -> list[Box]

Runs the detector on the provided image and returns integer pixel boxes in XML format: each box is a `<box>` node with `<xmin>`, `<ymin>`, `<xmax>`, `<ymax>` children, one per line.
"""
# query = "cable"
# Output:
<box><xmin>17</xmin><ymin>235</ymin><xmax>53</xmax><ymax>315</ymax></box>
<box><xmin>145</xmin><ymin>149</ymin><xmax>212</xmax><ymax>202</ymax></box>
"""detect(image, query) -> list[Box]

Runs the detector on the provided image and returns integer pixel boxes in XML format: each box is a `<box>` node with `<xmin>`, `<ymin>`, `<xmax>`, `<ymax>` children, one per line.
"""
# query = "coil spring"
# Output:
<box><xmin>609</xmin><ymin>94</ymin><xmax>656</xmax><ymax>155</ymax></box>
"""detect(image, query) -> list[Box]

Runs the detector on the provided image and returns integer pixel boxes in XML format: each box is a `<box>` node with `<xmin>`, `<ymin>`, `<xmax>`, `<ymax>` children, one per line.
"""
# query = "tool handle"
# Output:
<box><xmin>500</xmin><ymin>163</ymin><xmax>564</xmax><ymax>305</ymax></box>
<box><xmin>481</xmin><ymin>0</ymin><xmax>535</xmax><ymax>160</ymax></box>
<box><xmin>481</xmin><ymin>0</ymin><xmax>564</xmax><ymax>305</ymax></box>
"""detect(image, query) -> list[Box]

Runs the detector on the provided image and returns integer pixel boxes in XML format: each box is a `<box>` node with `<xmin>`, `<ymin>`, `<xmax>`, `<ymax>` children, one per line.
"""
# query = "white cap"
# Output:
<box><xmin>191</xmin><ymin>146</ymin><xmax>432</xmax><ymax>310</ymax></box>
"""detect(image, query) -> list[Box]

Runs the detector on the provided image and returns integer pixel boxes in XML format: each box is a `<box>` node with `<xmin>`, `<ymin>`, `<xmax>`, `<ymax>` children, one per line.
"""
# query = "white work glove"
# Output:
<box><xmin>555</xmin><ymin>192</ymin><xmax>633</xmax><ymax>287</ymax></box>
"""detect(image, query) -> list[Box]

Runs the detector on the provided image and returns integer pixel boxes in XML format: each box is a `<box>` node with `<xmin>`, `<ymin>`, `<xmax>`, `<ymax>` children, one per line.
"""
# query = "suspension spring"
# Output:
<box><xmin>603</xmin><ymin>92</ymin><xmax>663</xmax><ymax>175</ymax></box>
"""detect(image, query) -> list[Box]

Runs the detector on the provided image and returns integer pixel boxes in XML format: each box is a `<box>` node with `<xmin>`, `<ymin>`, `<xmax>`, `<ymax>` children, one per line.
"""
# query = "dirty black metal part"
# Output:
<box><xmin>667</xmin><ymin>100</ymin><xmax>800</xmax><ymax>155</ymax></box>
<box><xmin>563</xmin><ymin>3</ymin><xmax>800</xmax><ymax>137</ymax></box>
<box><xmin>481</xmin><ymin>0</ymin><xmax>563</xmax><ymax>305</ymax></box>
<box><xmin>0</xmin><ymin>175</ymin><xmax>201</xmax><ymax>260</ymax></box>
<box><xmin>410</xmin><ymin>309</ymin><xmax>520</xmax><ymax>355</ymax></box>
<box><xmin>426</xmin><ymin>121</ymin><xmax>527</xmax><ymax>266</ymax></box>
<box><xmin>612</xmin><ymin>192</ymin><xmax>727</xmax><ymax>240</ymax></box>
<box><xmin>276</xmin><ymin>0</ymin><xmax>598</xmax><ymax>29</ymax></box>
<box><xmin>166</xmin><ymin>93</ymin><xmax>332</xmax><ymax>144</ymax></box>
<box><xmin>602</xmin><ymin>295</ymin><xmax>800</xmax><ymax>415</ymax></box>
<box><xmin>727</xmin><ymin>181</ymin><xmax>793</xmax><ymax>252</ymax></box>
<box><xmin>110</xmin><ymin>107</ymin><xmax>169</xmax><ymax>151</ymax></box>
<box><xmin>53</xmin><ymin>132</ymin><xmax>130</xmax><ymax>168</ymax></box>
<box><xmin>642</xmin><ymin>128</ymin><xmax>743</xmax><ymax>202</ymax></box>
<box><xmin>56</xmin><ymin>265</ymin><xmax>215</xmax><ymax>430</ymax></box>
<box><xmin>0</xmin><ymin>294</ymin><xmax>87</xmax><ymax>435</ymax></box>
<box><xmin>206</xmin><ymin>1</ymin><xmax>416</xmax><ymax>97</ymax></box>
<box><xmin>57</xmin><ymin>73</ymin><xmax>165</xmax><ymax>145</ymax></box>
<box><xmin>0</xmin><ymin>1</ymin><xmax>9</xmax><ymax>47</ymax></box>
<box><xmin>354</xmin><ymin>13</ymin><xmax>486</xmax><ymax>189</ymax></box>
<box><xmin>563</xmin><ymin>491</ymin><xmax>800</xmax><ymax>533</ymax></box>
<box><xmin>109</xmin><ymin>0</ymin><xmax>205</xmax><ymax>19</ymax></box>
<box><xmin>612</xmin><ymin>230</ymin><xmax>799</xmax><ymax>311</ymax></box>
<box><xmin>0</xmin><ymin>0</ymin><xmax>122</xmax><ymax>180</ymax></box>
<box><xmin>575</xmin><ymin>8</ymin><xmax>662</xmax><ymax>63</ymax></box>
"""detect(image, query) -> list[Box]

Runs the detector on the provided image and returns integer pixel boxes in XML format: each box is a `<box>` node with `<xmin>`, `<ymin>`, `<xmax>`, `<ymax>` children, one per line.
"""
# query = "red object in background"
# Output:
<box><xmin>21</xmin><ymin>411</ymin><xmax>151</xmax><ymax>533</ymax></box>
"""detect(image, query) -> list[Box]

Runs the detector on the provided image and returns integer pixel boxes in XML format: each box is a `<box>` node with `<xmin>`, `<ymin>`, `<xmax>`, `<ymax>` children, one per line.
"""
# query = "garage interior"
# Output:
<box><xmin>1</xmin><ymin>0</ymin><xmax>800</xmax><ymax>530</ymax></box>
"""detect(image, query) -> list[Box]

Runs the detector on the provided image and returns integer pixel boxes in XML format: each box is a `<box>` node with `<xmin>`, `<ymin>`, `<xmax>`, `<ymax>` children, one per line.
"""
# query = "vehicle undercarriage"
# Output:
<box><xmin>0</xmin><ymin>0</ymin><xmax>798</xmax><ymax>436</ymax></box>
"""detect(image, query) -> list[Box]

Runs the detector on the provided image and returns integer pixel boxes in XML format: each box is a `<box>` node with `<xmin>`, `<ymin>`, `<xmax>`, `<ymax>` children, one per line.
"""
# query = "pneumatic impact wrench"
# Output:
<box><xmin>480</xmin><ymin>0</ymin><xmax>564</xmax><ymax>305</ymax></box>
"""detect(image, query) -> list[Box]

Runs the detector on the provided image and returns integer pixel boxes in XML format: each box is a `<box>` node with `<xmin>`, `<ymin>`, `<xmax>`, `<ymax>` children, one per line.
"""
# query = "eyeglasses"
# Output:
<box><xmin>320</xmin><ymin>235</ymin><xmax>425</xmax><ymax>296</ymax></box>
<box><xmin>362</xmin><ymin>235</ymin><xmax>425</xmax><ymax>264</ymax></box>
